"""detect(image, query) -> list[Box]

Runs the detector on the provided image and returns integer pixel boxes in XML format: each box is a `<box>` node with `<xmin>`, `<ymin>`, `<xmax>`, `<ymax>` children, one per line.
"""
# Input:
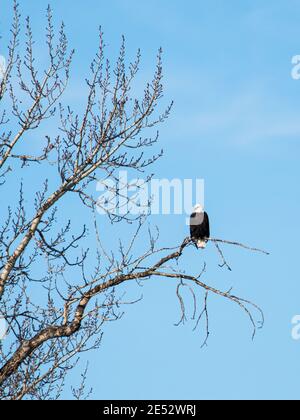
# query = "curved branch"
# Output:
<box><xmin>0</xmin><ymin>237</ymin><xmax>265</xmax><ymax>386</ymax></box>
<box><xmin>208</xmin><ymin>238</ymin><xmax>270</xmax><ymax>255</ymax></box>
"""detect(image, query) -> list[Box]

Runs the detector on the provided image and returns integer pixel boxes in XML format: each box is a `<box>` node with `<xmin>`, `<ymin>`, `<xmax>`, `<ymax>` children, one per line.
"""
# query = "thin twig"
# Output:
<box><xmin>208</xmin><ymin>238</ymin><xmax>269</xmax><ymax>255</ymax></box>
<box><xmin>214</xmin><ymin>242</ymin><xmax>232</xmax><ymax>271</ymax></box>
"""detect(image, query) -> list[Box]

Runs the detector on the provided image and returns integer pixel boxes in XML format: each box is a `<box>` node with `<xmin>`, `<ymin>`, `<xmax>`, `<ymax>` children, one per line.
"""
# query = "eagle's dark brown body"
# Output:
<box><xmin>190</xmin><ymin>211</ymin><xmax>210</xmax><ymax>249</ymax></box>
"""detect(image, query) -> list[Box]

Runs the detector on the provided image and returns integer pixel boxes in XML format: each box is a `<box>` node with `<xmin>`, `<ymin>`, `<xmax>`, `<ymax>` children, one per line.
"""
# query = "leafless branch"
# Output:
<box><xmin>0</xmin><ymin>2</ymin><xmax>267</xmax><ymax>400</ymax></box>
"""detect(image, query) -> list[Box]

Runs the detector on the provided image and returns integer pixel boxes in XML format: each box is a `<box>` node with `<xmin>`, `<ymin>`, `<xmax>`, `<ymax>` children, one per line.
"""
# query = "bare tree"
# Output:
<box><xmin>0</xmin><ymin>2</ymin><xmax>268</xmax><ymax>400</ymax></box>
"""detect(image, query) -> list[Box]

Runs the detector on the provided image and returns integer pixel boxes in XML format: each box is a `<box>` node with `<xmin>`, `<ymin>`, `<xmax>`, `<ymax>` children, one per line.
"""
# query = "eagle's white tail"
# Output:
<box><xmin>196</xmin><ymin>239</ymin><xmax>206</xmax><ymax>249</ymax></box>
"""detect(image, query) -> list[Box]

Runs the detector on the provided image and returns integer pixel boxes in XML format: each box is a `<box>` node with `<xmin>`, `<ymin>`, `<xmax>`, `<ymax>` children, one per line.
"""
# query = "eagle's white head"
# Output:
<box><xmin>193</xmin><ymin>203</ymin><xmax>204</xmax><ymax>214</ymax></box>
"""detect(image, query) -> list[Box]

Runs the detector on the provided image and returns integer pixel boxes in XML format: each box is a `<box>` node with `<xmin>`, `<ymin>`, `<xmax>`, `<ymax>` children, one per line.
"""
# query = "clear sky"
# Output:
<box><xmin>1</xmin><ymin>0</ymin><xmax>300</xmax><ymax>400</ymax></box>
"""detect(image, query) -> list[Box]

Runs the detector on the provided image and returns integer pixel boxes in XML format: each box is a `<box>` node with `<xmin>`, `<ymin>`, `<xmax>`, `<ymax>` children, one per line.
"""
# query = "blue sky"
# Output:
<box><xmin>1</xmin><ymin>0</ymin><xmax>300</xmax><ymax>400</ymax></box>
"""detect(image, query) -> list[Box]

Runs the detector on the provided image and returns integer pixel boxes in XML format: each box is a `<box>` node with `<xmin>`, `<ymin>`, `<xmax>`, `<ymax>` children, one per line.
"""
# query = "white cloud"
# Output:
<box><xmin>169</xmin><ymin>88</ymin><xmax>300</xmax><ymax>146</ymax></box>
<box><xmin>199</xmin><ymin>93</ymin><xmax>300</xmax><ymax>142</ymax></box>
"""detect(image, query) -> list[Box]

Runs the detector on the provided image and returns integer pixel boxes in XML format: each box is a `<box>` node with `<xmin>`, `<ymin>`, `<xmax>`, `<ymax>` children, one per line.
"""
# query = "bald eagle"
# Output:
<box><xmin>190</xmin><ymin>204</ymin><xmax>210</xmax><ymax>249</ymax></box>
